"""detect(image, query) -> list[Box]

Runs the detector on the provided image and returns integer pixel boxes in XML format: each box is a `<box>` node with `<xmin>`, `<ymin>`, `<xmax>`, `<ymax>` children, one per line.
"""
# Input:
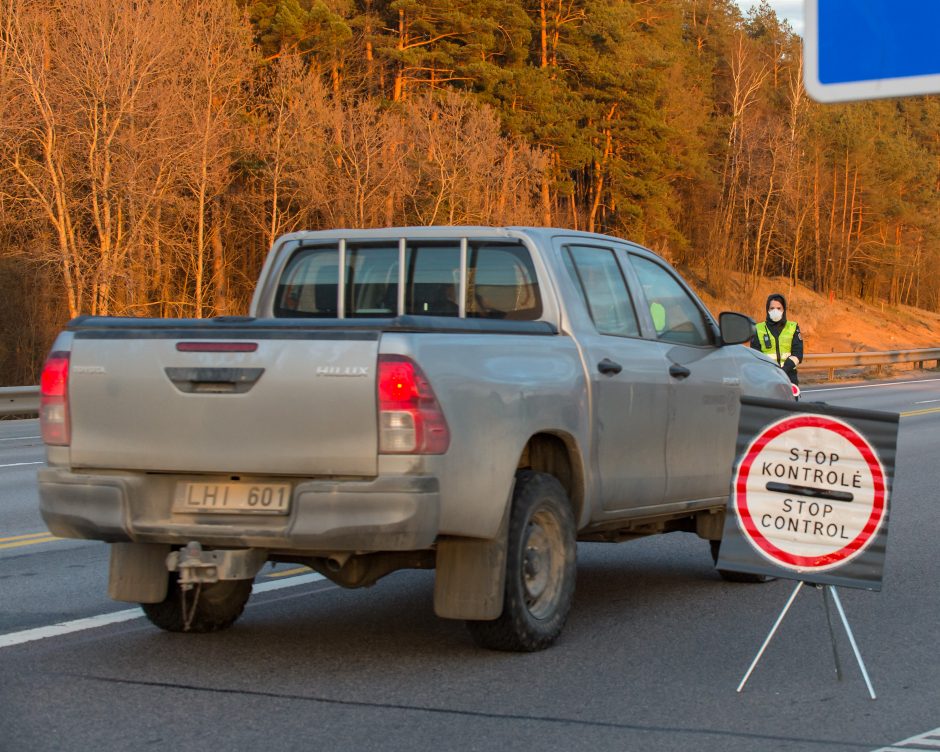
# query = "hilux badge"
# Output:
<box><xmin>315</xmin><ymin>366</ymin><xmax>369</xmax><ymax>377</ymax></box>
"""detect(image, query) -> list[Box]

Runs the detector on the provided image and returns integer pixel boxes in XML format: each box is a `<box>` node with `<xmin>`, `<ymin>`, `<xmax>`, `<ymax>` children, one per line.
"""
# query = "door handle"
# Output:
<box><xmin>597</xmin><ymin>358</ymin><xmax>623</xmax><ymax>375</ymax></box>
<box><xmin>669</xmin><ymin>363</ymin><xmax>691</xmax><ymax>379</ymax></box>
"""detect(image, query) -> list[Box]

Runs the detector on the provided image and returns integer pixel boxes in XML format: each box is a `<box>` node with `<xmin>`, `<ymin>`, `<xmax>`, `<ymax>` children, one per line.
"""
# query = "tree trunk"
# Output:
<box><xmin>211</xmin><ymin>197</ymin><xmax>227</xmax><ymax>316</ymax></box>
<box><xmin>496</xmin><ymin>145</ymin><xmax>515</xmax><ymax>222</ymax></box>
<box><xmin>539</xmin><ymin>0</ymin><xmax>548</xmax><ymax>68</ymax></box>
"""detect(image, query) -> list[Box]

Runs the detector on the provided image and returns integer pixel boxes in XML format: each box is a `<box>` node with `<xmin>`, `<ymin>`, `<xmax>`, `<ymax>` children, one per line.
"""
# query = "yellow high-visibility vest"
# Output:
<box><xmin>756</xmin><ymin>320</ymin><xmax>797</xmax><ymax>366</ymax></box>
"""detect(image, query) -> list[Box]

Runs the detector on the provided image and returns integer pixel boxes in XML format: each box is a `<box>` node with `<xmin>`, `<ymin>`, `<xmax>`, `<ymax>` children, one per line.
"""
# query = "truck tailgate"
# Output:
<box><xmin>67</xmin><ymin>326</ymin><xmax>379</xmax><ymax>476</ymax></box>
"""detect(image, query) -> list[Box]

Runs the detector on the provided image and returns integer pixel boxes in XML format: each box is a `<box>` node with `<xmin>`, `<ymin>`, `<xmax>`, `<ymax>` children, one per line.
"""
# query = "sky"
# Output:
<box><xmin>735</xmin><ymin>0</ymin><xmax>804</xmax><ymax>35</ymax></box>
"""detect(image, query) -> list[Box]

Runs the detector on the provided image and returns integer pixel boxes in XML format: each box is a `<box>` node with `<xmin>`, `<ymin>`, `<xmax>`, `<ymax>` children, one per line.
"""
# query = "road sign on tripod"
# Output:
<box><xmin>717</xmin><ymin>396</ymin><xmax>899</xmax><ymax>698</ymax></box>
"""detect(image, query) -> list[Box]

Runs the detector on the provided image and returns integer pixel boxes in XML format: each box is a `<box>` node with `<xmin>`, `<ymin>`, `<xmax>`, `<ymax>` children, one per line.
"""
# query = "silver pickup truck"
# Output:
<box><xmin>38</xmin><ymin>226</ymin><xmax>793</xmax><ymax>651</ymax></box>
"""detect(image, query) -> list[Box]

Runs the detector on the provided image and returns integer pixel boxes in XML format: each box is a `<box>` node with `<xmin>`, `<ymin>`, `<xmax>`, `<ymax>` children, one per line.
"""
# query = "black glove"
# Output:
<box><xmin>782</xmin><ymin>358</ymin><xmax>796</xmax><ymax>375</ymax></box>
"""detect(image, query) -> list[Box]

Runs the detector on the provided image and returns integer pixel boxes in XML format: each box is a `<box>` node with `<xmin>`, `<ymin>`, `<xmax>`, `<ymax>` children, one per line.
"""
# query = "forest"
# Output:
<box><xmin>0</xmin><ymin>0</ymin><xmax>938</xmax><ymax>384</ymax></box>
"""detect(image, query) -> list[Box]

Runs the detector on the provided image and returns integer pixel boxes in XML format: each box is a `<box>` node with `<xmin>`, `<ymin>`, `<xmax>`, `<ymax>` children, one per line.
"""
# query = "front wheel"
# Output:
<box><xmin>709</xmin><ymin>540</ymin><xmax>775</xmax><ymax>584</ymax></box>
<box><xmin>142</xmin><ymin>573</ymin><xmax>253</xmax><ymax>633</ymax></box>
<box><xmin>466</xmin><ymin>470</ymin><xmax>577</xmax><ymax>652</ymax></box>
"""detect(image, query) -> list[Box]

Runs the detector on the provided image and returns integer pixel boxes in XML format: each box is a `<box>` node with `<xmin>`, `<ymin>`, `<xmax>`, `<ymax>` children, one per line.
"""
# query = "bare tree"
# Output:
<box><xmin>0</xmin><ymin>0</ymin><xmax>201</xmax><ymax>317</ymax></box>
<box><xmin>245</xmin><ymin>58</ymin><xmax>327</xmax><ymax>250</ymax></box>
<box><xmin>322</xmin><ymin>97</ymin><xmax>411</xmax><ymax>228</ymax></box>
<box><xmin>408</xmin><ymin>93</ymin><xmax>543</xmax><ymax>226</ymax></box>
<box><xmin>174</xmin><ymin>0</ymin><xmax>253</xmax><ymax>317</ymax></box>
<box><xmin>710</xmin><ymin>30</ymin><xmax>768</xmax><ymax>285</ymax></box>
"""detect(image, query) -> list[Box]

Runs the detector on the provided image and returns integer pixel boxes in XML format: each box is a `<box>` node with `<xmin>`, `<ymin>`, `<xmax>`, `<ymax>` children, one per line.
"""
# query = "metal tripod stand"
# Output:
<box><xmin>737</xmin><ymin>581</ymin><xmax>876</xmax><ymax>699</ymax></box>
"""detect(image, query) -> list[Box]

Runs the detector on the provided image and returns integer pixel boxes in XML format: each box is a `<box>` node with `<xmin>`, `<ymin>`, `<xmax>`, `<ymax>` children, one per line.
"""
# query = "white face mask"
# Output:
<box><xmin>768</xmin><ymin>308</ymin><xmax>784</xmax><ymax>323</ymax></box>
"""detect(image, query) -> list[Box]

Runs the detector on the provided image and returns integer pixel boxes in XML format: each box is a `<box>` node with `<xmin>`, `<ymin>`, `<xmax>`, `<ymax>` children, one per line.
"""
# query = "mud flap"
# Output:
<box><xmin>696</xmin><ymin>509</ymin><xmax>726</xmax><ymax>541</ymax></box>
<box><xmin>433</xmin><ymin>506</ymin><xmax>509</xmax><ymax>621</ymax></box>
<box><xmin>108</xmin><ymin>542</ymin><xmax>172</xmax><ymax>603</ymax></box>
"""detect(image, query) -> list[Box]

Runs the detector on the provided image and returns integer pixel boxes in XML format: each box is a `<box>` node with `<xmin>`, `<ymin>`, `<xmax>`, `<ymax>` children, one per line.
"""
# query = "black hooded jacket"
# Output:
<box><xmin>750</xmin><ymin>293</ymin><xmax>804</xmax><ymax>363</ymax></box>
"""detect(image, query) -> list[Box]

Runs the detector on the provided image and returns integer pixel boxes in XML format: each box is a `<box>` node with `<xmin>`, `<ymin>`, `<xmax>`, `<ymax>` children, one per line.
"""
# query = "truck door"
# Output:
<box><xmin>561</xmin><ymin>243</ymin><xmax>668</xmax><ymax>513</ymax></box>
<box><xmin>626</xmin><ymin>254</ymin><xmax>741</xmax><ymax>504</ymax></box>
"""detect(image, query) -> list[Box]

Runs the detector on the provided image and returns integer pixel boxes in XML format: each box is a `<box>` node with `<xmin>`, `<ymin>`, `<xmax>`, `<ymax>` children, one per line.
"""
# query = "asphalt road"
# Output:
<box><xmin>1</xmin><ymin>378</ymin><xmax>939</xmax><ymax>751</ymax></box>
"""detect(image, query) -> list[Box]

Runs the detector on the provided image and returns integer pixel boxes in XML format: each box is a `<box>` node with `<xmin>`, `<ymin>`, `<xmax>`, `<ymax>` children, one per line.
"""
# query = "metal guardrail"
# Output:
<box><xmin>801</xmin><ymin>347</ymin><xmax>940</xmax><ymax>379</ymax></box>
<box><xmin>1</xmin><ymin>347</ymin><xmax>938</xmax><ymax>417</ymax></box>
<box><xmin>0</xmin><ymin>386</ymin><xmax>40</xmax><ymax>417</ymax></box>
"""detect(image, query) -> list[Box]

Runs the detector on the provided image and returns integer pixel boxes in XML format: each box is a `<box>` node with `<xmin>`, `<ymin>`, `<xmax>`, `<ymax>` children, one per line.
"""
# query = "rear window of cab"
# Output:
<box><xmin>274</xmin><ymin>240</ymin><xmax>542</xmax><ymax>321</ymax></box>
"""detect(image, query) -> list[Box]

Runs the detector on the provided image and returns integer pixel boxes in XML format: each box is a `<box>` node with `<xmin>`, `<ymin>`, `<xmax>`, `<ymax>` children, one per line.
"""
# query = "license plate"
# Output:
<box><xmin>173</xmin><ymin>481</ymin><xmax>291</xmax><ymax>515</ymax></box>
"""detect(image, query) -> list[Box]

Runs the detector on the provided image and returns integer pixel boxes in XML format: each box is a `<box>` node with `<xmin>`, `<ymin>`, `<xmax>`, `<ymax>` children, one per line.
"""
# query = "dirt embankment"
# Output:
<box><xmin>698</xmin><ymin>276</ymin><xmax>940</xmax><ymax>353</ymax></box>
<box><xmin>694</xmin><ymin>274</ymin><xmax>940</xmax><ymax>377</ymax></box>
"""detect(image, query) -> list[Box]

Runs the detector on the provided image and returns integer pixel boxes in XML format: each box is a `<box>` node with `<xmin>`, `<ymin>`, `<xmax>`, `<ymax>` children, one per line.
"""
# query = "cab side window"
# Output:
<box><xmin>628</xmin><ymin>255</ymin><xmax>712</xmax><ymax>346</ymax></box>
<box><xmin>563</xmin><ymin>245</ymin><xmax>640</xmax><ymax>337</ymax></box>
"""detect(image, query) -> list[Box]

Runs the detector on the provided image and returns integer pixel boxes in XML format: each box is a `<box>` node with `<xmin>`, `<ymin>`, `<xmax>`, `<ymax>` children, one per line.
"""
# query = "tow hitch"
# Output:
<box><xmin>165</xmin><ymin>542</ymin><xmax>266</xmax><ymax>631</ymax></box>
<box><xmin>166</xmin><ymin>541</ymin><xmax>266</xmax><ymax>589</ymax></box>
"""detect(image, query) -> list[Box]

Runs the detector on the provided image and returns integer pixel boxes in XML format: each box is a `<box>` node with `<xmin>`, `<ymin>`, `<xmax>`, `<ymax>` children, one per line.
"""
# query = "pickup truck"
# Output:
<box><xmin>38</xmin><ymin>226</ymin><xmax>793</xmax><ymax>651</ymax></box>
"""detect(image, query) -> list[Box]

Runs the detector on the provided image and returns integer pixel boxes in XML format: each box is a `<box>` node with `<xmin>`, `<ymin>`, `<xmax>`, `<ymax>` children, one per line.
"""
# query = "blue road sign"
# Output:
<box><xmin>804</xmin><ymin>0</ymin><xmax>940</xmax><ymax>102</ymax></box>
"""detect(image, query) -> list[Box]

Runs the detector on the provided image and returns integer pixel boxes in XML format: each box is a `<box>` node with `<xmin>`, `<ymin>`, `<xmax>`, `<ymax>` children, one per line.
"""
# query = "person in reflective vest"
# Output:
<box><xmin>750</xmin><ymin>293</ymin><xmax>803</xmax><ymax>385</ymax></box>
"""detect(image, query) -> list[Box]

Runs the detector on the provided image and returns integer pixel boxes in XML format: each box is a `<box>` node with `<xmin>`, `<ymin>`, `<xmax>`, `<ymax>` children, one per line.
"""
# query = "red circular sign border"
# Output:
<box><xmin>734</xmin><ymin>414</ymin><xmax>887</xmax><ymax>571</ymax></box>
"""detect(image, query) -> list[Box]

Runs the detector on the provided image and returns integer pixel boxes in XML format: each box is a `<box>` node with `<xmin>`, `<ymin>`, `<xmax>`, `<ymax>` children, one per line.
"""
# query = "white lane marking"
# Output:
<box><xmin>0</xmin><ymin>436</ymin><xmax>40</xmax><ymax>441</ymax></box>
<box><xmin>0</xmin><ymin>610</ymin><xmax>144</xmax><ymax>649</ymax></box>
<box><xmin>914</xmin><ymin>399</ymin><xmax>940</xmax><ymax>404</ymax></box>
<box><xmin>0</xmin><ymin>461</ymin><xmax>44</xmax><ymax>468</ymax></box>
<box><xmin>804</xmin><ymin>377</ymin><xmax>940</xmax><ymax>393</ymax></box>
<box><xmin>871</xmin><ymin>726</ymin><xmax>940</xmax><ymax>751</ymax></box>
<box><xmin>0</xmin><ymin>571</ymin><xmax>325</xmax><ymax>649</ymax></box>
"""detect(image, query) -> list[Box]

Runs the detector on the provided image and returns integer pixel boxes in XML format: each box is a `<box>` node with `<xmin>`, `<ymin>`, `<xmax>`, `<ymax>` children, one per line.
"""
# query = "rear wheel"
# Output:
<box><xmin>142</xmin><ymin>573</ymin><xmax>253</xmax><ymax>633</ymax></box>
<box><xmin>466</xmin><ymin>470</ymin><xmax>577</xmax><ymax>652</ymax></box>
<box><xmin>710</xmin><ymin>540</ymin><xmax>775</xmax><ymax>584</ymax></box>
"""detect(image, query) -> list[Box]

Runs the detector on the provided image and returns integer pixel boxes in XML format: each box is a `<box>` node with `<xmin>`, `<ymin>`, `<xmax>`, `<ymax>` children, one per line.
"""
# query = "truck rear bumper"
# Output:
<box><xmin>38</xmin><ymin>467</ymin><xmax>440</xmax><ymax>553</ymax></box>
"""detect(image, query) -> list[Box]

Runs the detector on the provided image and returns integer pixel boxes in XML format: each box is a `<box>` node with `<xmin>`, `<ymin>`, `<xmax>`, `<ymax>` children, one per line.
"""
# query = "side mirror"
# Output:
<box><xmin>718</xmin><ymin>311</ymin><xmax>755</xmax><ymax>346</ymax></box>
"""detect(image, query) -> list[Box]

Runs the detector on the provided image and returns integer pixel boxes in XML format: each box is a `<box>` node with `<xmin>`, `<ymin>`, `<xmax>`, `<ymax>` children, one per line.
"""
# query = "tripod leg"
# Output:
<box><xmin>828</xmin><ymin>586</ymin><xmax>876</xmax><ymax>700</ymax></box>
<box><xmin>821</xmin><ymin>585</ymin><xmax>843</xmax><ymax>680</ymax></box>
<box><xmin>738</xmin><ymin>581</ymin><xmax>804</xmax><ymax>693</ymax></box>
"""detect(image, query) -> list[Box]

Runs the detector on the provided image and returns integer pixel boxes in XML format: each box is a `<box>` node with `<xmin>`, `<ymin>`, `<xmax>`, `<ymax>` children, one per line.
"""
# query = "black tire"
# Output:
<box><xmin>709</xmin><ymin>540</ymin><xmax>775</xmax><ymax>584</ymax></box>
<box><xmin>466</xmin><ymin>470</ymin><xmax>577</xmax><ymax>652</ymax></box>
<box><xmin>141</xmin><ymin>573</ymin><xmax>253</xmax><ymax>633</ymax></box>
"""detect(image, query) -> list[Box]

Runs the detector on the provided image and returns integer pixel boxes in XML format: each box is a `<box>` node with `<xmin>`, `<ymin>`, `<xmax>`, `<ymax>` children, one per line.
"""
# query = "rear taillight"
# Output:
<box><xmin>377</xmin><ymin>355</ymin><xmax>449</xmax><ymax>454</ymax></box>
<box><xmin>40</xmin><ymin>351</ymin><xmax>70</xmax><ymax>446</ymax></box>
